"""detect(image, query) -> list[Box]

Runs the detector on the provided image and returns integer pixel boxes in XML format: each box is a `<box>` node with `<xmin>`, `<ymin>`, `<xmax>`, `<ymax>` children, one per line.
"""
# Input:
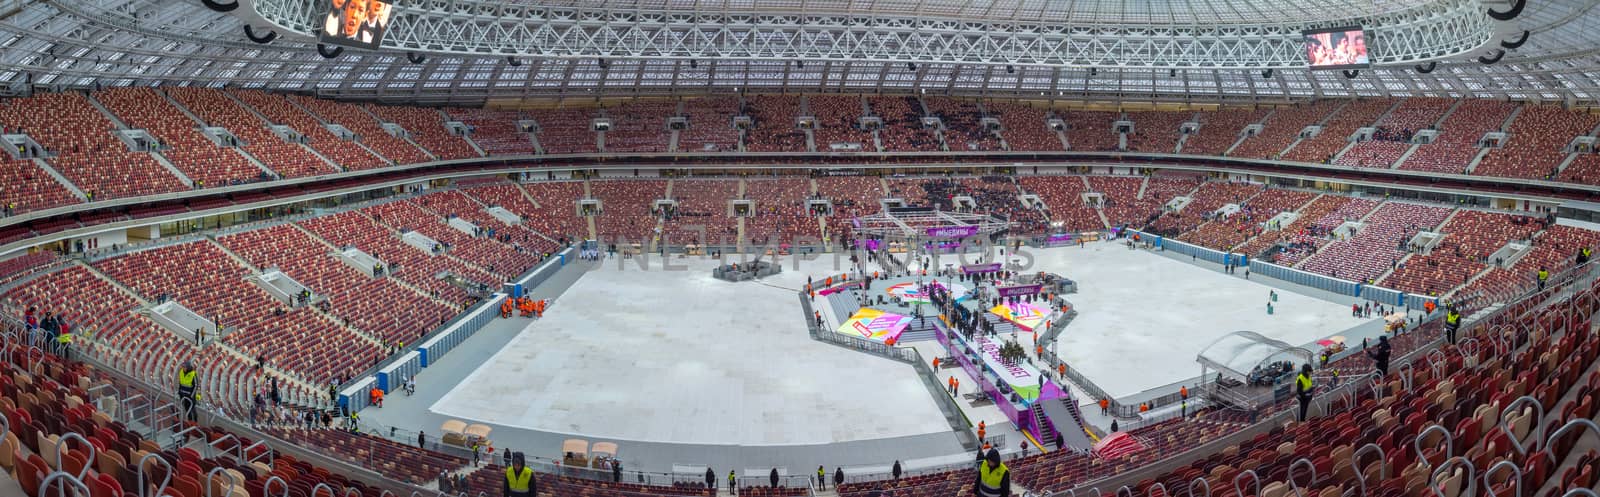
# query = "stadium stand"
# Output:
<box><xmin>677</xmin><ymin>97</ymin><xmax>741</xmax><ymax>153</ymax></box>
<box><xmin>743</xmin><ymin>177</ymin><xmax>818</xmax><ymax>245</ymax></box>
<box><xmin>472</xmin><ymin>181</ymin><xmax>588</xmax><ymax>242</ymax></box>
<box><xmin>1147</xmin><ymin>181</ymin><xmax>1263</xmax><ymax>236</ymax></box>
<box><xmin>745</xmin><ymin>96</ymin><xmax>808</xmax><ymax>152</ymax></box>
<box><xmin>662</xmin><ymin>179</ymin><xmax>739</xmax><ymax>245</ymax></box>
<box><xmin>817</xmin><ymin>176</ymin><xmax>884</xmax><ymax>240</ymax></box>
<box><xmin>1378</xmin><ymin>210</ymin><xmax>1540</xmax><ymax>296</ymax></box>
<box><xmin>94</xmin><ymin>87</ymin><xmax>266</xmax><ymax>186</ymax></box>
<box><xmin>1235</xmin><ymin>194</ymin><xmax>1343</xmax><ymax>260</ymax></box>
<box><xmin>602</xmin><ymin>101</ymin><xmax>676</xmax><ymax>154</ymax></box>
<box><xmin>527</xmin><ymin>107</ymin><xmax>599</xmax><ymax>154</ymax></box>
<box><xmin>1281</xmin><ymin>98</ymin><xmax>1394</xmax><ymax>164</ymax></box>
<box><xmin>231</xmin><ymin>90</ymin><xmax>389</xmax><ymax>171</ymax></box>
<box><xmin>1397</xmin><ymin>99</ymin><xmax>1517</xmax><ymax>174</ymax></box>
<box><xmin>0</xmin><ymin>92</ymin><xmax>187</xmax><ymax>200</ymax></box>
<box><xmin>1299</xmin><ymin>201</ymin><xmax>1452</xmax><ymax>283</ymax></box>
<box><xmin>1230</xmin><ymin>100</ymin><xmax>1345</xmax><ymax>160</ymax></box>
<box><xmin>1177</xmin><ymin>188</ymin><xmax>1315</xmax><ymax>252</ymax></box>
<box><xmin>1475</xmin><ymin>105</ymin><xmax>1600</xmax><ymax>180</ymax></box>
<box><xmin>1183</xmin><ymin>107</ymin><xmax>1270</xmax><ymax>157</ymax></box>
<box><xmin>1124</xmin><ymin>111</ymin><xmax>1191</xmax><ymax>154</ymax></box>
<box><xmin>364</xmin><ymin>200</ymin><xmax>536</xmax><ymax>281</ymax></box>
<box><xmin>0</xmin><ymin>157</ymin><xmax>80</xmax><ymax>214</ymax></box>
<box><xmin>1333</xmin><ymin>98</ymin><xmax>1451</xmax><ymax>169</ymax></box>
<box><xmin>1018</xmin><ymin>176</ymin><xmax>1104</xmax><ymax>232</ymax></box>
<box><xmin>811</xmin><ymin>96</ymin><xmax>875</xmax><ymax>151</ymax></box>
<box><xmin>593</xmin><ymin>180</ymin><xmax>668</xmax><ymax>244</ymax></box>
<box><xmin>164</xmin><ymin>87</ymin><xmax>334</xmax><ymax>179</ymax></box>
<box><xmin>1064</xmin><ymin>111</ymin><xmax>1121</xmax><ymax>152</ymax></box>
<box><xmin>444</xmin><ymin>108</ymin><xmax>536</xmax><ymax>155</ymax></box>
<box><xmin>988</xmin><ymin>102</ymin><xmax>1061</xmax><ymax>151</ymax></box>
<box><xmin>869</xmin><ymin>96</ymin><xmax>940</xmax><ymax>152</ymax></box>
<box><xmin>286</xmin><ymin>95</ymin><xmax>430</xmax><ymax>166</ymax></box>
<box><xmin>364</xmin><ymin>104</ymin><xmax>480</xmax><ymax>161</ymax></box>
<box><xmin>924</xmin><ymin>97</ymin><xmax>1002</xmax><ymax>151</ymax></box>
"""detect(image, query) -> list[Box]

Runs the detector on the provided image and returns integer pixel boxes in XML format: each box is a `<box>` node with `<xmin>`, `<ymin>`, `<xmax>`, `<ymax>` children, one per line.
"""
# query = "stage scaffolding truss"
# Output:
<box><xmin>851</xmin><ymin>209</ymin><xmax>1013</xmax><ymax>240</ymax></box>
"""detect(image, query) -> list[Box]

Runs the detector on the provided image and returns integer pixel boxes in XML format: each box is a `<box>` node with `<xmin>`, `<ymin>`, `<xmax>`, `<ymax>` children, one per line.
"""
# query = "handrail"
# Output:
<box><xmin>1428</xmin><ymin>456</ymin><xmax>1475</xmax><ymax>497</ymax></box>
<box><xmin>53</xmin><ymin>432</ymin><xmax>96</xmax><ymax>481</ymax></box>
<box><xmin>206</xmin><ymin>466</ymin><xmax>240</xmax><ymax>497</ymax></box>
<box><xmin>137</xmin><ymin>452</ymin><xmax>173</xmax><ymax>497</ymax></box>
<box><xmin>1414</xmin><ymin>424</ymin><xmax>1455</xmax><ymax>467</ymax></box>
<box><xmin>1543</xmin><ymin>419</ymin><xmax>1600</xmax><ymax>466</ymax></box>
<box><xmin>1350</xmin><ymin>443</ymin><xmax>1388</xmax><ymax>497</ymax></box>
<box><xmin>1288</xmin><ymin>458</ymin><xmax>1317</xmax><ymax>497</ymax></box>
<box><xmin>1233</xmin><ymin>469</ymin><xmax>1261</xmax><ymax>497</ymax></box>
<box><xmin>263</xmin><ymin>476</ymin><xmax>290</xmax><ymax>497</ymax></box>
<box><xmin>1148</xmin><ymin>482</ymin><xmax>1169</xmax><ymax>497</ymax></box>
<box><xmin>1498</xmin><ymin>395</ymin><xmax>1544</xmax><ymax>456</ymax></box>
<box><xmin>1188</xmin><ymin>477</ymin><xmax>1211</xmax><ymax>497</ymax></box>
<box><xmin>1481</xmin><ymin>460</ymin><xmax>1521</xmax><ymax>497</ymax></box>
<box><xmin>39</xmin><ymin>470</ymin><xmax>90</xmax><ymax>497</ymax></box>
<box><xmin>208</xmin><ymin>433</ymin><xmax>241</xmax><ymax>461</ymax></box>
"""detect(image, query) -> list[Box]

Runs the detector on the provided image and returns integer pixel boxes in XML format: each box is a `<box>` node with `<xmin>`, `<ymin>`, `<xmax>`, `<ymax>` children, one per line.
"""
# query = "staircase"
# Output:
<box><xmin>33</xmin><ymin>159</ymin><xmax>87</xmax><ymax>200</ymax></box>
<box><xmin>148</xmin><ymin>152</ymin><xmax>196</xmax><ymax>187</ymax></box>
<box><xmin>1135</xmin><ymin>176</ymin><xmax>1150</xmax><ymax>200</ymax></box>
<box><xmin>83</xmin><ymin>92</ymin><xmax>131</xmax><ymax>130</ymax></box>
<box><xmin>1391</xmin><ymin>144</ymin><xmax>1421</xmax><ymax>169</ymax></box>
<box><xmin>155</xmin><ymin>88</ymin><xmax>207</xmax><ymax>125</ymax></box>
<box><xmin>287</xmin><ymin>97</ymin><xmax>391</xmax><ymax>165</ymax></box>
<box><xmin>1030</xmin><ymin>402</ymin><xmax>1059</xmax><ymax>448</ymax></box>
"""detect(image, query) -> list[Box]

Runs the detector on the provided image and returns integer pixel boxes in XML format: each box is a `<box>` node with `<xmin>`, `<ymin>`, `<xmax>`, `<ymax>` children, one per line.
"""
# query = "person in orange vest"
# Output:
<box><xmin>947</xmin><ymin>376</ymin><xmax>956</xmax><ymax>395</ymax></box>
<box><xmin>1180</xmin><ymin>386</ymin><xmax>1189</xmax><ymax>400</ymax></box>
<box><xmin>825</xmin><ymin>276</ymin><xmax>833</xmax><ymax>286</ymax></box>
<box><xmin>932</xmin><ymin>357</ymin><xmax>941</xmax><ymax>370</ymax></box>
<box><xmin>1035</xmin><ymin>345</ymin><xmax>1043</xmax><ymax>358</ymax></box>
<box><xmin>535</xmin><ymin>299</ymin><xmax>545</xmax><ymax>317</ymax></box>
<box><xmin>1098</xmin><ymin>398</ymin><xmax>1110</xmax><ymax>415</ymax></box>
<box><xmin>982</xmin><ymin>441</ymin><xmax>991</xmax><ymax>452</ymax></box>
<box><xmin>1057</xmin><ymin>364</ymin><xmax>1065</xmax><ymax>378</ymax></box>
<box><xmin>501</xmin><ymin>297</ymin><xmax>513</xmax><ymax>318</ymax></box>
<box><xmin>369</xmin><ymin>385</ymin><xmax>384</xmax><ymax>408</ymax></box>
<box><xmin>1139</xmin><ymin>403</ymin><xmax>1149</xmax><ymax>413</ymax></box>
<box><xmin>977</xmin><ymin>420</ymin><xmax>986</xmax><ymax>441</ymax></box>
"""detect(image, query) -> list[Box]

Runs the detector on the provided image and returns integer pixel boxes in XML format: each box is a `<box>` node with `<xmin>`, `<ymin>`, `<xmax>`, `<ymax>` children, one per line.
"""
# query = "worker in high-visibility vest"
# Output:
<box><xmin>1445</xmin><ymin>308</ymin><xmax>1461</xmax><ymax>344</ymax></box>
<box><xmin>178</xmin><ymin>361</ymin><xmax>199</xmax><ymax>423</ymax></box>
<box><xmin>1580</xmin><ymin>247</ymin><xmax>1592</xmax><ymax>265</ymax></box>
<box><xmin>503</xmin><ymin>452</ymin><xmax>536</xmax><ymax>497</ymax></box>
<box><xmin>1295</xmin><ymin>364</ymin><xmax>1314</xmax><ymax>422</ymax></box>
<box><xmin>54</xmin><ymin>323</ymin><xmax>73</xmax><ymax>361</ymax></box>
<box><xmin>1538</xmin><ymin>267</ymin><xmax>1550</xmax><ymax>291</ymax></box>
<box><xmin>974</xmin><ymin>449</ymin><xmax>1010</xmax><ymax>497</ymax></box>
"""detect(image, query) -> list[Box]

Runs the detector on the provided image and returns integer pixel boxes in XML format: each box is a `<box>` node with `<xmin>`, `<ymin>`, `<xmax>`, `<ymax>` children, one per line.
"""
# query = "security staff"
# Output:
<box><xmin>1444</xmin><ymin>308</ymin><xmax>1461</xmax><ymax>344</ymax></box>
<box><xmin>54</xmin><ymin>324</ymin><xmax>73</xmax><ymax>360</ymax></box>
<box><xmin>974</xmin><ymin>448</ymin><xmax>1010</xmax><ymax>497</ymax></box>
<box><xmin>1538</xmin><ymin>267</ymin><xmax>1550</xmax><ymax>290</ymax></box>
<box><xmin>504</xmin><ymin>452</ymin><xmax>536</xmax><ymax>497</ymax></box>
<box><xmin>178</xmin><ymin>361</ymin><xmax>199</xmax><ymax>423</ymax></box>
<box><xmin>728</xmin><ymin>470</ymin><xmax>737</xmax><ymax>495</ymax></box>
<box><xmin>1295</xmin><ymin>364</ymin><xmax>1314</xmax><ymax>422</ymax></box>
<box><xmin>1580</xmin><ymin>247</ymin><xmax>1592</xmax><ymax>265</ymax></box>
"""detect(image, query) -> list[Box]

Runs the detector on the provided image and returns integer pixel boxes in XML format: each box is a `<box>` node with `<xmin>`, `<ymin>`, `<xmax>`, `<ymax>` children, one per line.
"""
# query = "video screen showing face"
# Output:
<box><xmin>320</xmin><ymin>0</ymin><xmax>393</xmax><ymax>50</ymax></box>
<box><xmin>1304</xmin><ymin>28</ymin><xmax>1370</xmax><ymax>69</ymax></box>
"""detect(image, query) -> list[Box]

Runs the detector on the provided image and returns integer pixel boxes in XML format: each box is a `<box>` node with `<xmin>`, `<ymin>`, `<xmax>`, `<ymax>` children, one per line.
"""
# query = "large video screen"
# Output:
<box><xmin>319</xmin><ymin>0</ymin><xmax>393</xmax><ymax>50</ymax></box>
<box><xmin>1303</xmin><ymin>27</ymin><xmax>1370</xmax><ymax>69</ymax></box>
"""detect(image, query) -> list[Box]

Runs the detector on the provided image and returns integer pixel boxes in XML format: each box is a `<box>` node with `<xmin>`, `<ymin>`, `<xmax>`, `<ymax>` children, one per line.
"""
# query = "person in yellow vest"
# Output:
<box><xmin>1538</xmin><ymin>267</ymin><xmax>1549</xmax><ymax>291</ymax></box>
<box><xmin>1580</xmin><ymin>247</ymin><xmax>1592</xmax><ymax>265</ymax></box>
<box><xmin>54</xmin><ymin>323</ymin><xmax>73</xmax><ymax>361</ymax></box>
<box><xmin>1295</xmin><ymin>364</ymin><xmax>1314</xmax><ymax>422</ymax></box>
<box><xmin>974</xmin><ymin>448</ymin><xmax>1010</xmax><ymax>497</ymax></box>
<box><xmin>503</xmin><ymin>452</ymin><xmax>536</xmax><ymax>497</ymax></box>
<box><xmin>178</xmin><ymin>360</ymin><xmax>199</xmax><ymax>423</ymax></box>
<box><xmin>1444</xmin><ymin>307</ymin><xmax>1461</xmax><ymax>344</ymax></box>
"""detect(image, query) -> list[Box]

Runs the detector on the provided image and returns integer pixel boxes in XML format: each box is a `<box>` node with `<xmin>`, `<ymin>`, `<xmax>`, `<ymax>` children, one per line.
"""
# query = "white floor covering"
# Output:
<box><xmin>430</xmin><ymin>253</ymin><xmax>949</xmax><ymax>446</ymax></box>
<box><xmin>1033</xmin><ymin>242</ymin><xmax>1373</xmax><ymax>397</ymax></box>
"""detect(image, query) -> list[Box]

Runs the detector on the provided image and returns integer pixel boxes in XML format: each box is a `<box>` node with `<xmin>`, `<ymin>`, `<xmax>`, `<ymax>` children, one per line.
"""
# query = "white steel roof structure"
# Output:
<box><xmin>0</xmin><ymin>0</ymin><xmax>1596</xmax><ymax>104</ymax></box>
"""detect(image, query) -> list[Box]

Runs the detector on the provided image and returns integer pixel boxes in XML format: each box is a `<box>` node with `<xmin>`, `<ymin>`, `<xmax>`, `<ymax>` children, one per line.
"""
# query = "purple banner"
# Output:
<box><xmin>926</xmin><ymin>225</ymin><xmax>980</xmax><ymax>239</ymax></box>
<box><xmin>863</xmin><ymin>239</ymin><xmax>881</xmax><ymax>251</ymax></box>
<box><xmin>997</xmin><ymin>284</ymin><xmax>1043</xmax><ymax>297</ymax></box>
<box><xmin>962</xmin><ymin>263</ymin><xmax>1002</xmax><ymax>274</ymax></box>
<box><xmin>1048</xmin><ymin>233</ymin><xmax>1073</xmax><ymax>243</ymax></box>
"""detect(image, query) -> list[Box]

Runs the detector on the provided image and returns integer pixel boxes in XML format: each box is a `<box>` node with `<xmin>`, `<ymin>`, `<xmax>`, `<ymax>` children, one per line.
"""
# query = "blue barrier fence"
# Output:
<box><xmin>1128</xmin><ymin>230</ymin><xmax>1438</xmax><ymax>309</ymax></box>
<box><xmin>1361</xmin><ymin>285</ymin><xmax>1404</xmax><ymax>306</ymax></box>
<box><xmin>1247</xmin><ymin>260</ymin><xmax>1361</xmax><ymax>297</ymax></box>
<box><xmin>376</xmin><ymin>351</ymin><xmax>422</xmax><ymax>394</ymax></box>
<box><xmin>419</xmin><ymin>291</ymin><xmax>505</xmax><ymax>367</ymax></box>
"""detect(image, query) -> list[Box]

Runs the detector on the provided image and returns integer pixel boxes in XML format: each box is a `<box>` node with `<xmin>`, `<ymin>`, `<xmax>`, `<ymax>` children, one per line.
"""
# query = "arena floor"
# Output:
<box><xmin>1033</xmin><ymin>241</ymin><xmax>1375</xmax><ymax>398</ymax></box>
<box><xmin>429</xmin><ymin>252</ymin><xmax>950</xmax><ymax>446</ymax></box>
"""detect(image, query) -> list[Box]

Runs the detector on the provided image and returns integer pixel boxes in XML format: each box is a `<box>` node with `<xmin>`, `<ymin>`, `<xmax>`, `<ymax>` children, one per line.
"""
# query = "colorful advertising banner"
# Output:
<box><xmin>1048</xmin><ymin>233</ymin><xmax>1073</xmax><ymax>243</ymax></box>
<box><xmin>962</xmin><ymin>263</ymin><xmax>1002</xmax><ymax>274</ymax></box>
<box><xmin>835</xmin><ymin>308</ymin><xmax>913</xmax><ymax>345</ymax></box>
<box><xmin>996</xmin><ymin>284</ymin><xmax>1043</xmax><ymax>297</ymax></box>
<box><xmin>989</xmin><ymin>301</ymin><xmax>1051</xmax><ymax>331</ymax></box>
<box><xmin>926</xmin><ymin>225</ymin><xmax>980</xmax><ymax>239</ymax></box>
<box><xmin>863</xmin><ymin>239</ymin><xmax>881</xmax><ymax>251</ymax></box>
<box><xmin>973</xmin><ymin>335</ymin><xmax>1042</xmax><ymax>401</ymax></box>
<box><xmin>886</xmin><ymin>281</ymin><xmax>971</xmax><ymax>304</ymax></box>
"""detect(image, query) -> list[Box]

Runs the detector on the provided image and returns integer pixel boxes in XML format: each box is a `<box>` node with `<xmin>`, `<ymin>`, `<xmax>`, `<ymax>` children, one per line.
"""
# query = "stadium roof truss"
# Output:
<box><xmin>851</xmin><ymin>210</ymin><xmax>1012</xmax><ymax>240</ymax></box>
<box><xmin>0</xmin><ymin>0</ymin><xmax>1597</xmax><ymax>104</ymax></box>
